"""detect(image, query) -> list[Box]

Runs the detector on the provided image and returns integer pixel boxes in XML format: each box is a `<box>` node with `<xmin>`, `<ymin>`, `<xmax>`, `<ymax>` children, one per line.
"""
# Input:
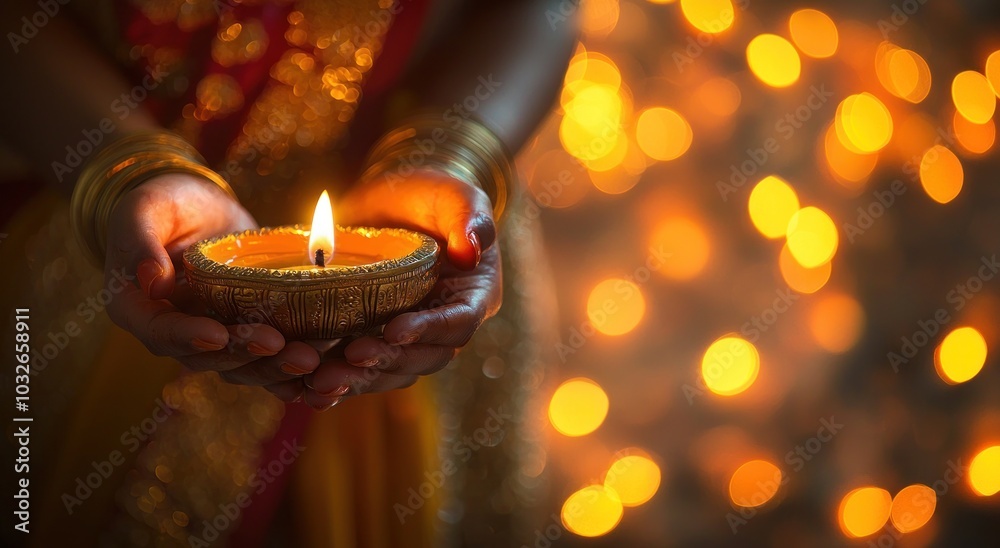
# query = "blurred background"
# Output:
<box><xmin>522</xmin><ymin>0</ymin><xmax>1000</xmax><ymax>546</ymax></box>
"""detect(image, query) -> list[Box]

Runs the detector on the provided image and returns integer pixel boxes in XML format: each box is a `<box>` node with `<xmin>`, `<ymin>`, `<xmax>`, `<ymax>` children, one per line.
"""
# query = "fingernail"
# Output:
<box><xmin>137</xmin><ymin>259</ymin><xmax>164</xmax><ymax>298</ymax></box>
<box><xmin>192</xmin><ymin>338</ymin><xmax>226</xmax><ymax>352</ymax></box>
<box><xmin>468</xmin><ymin>231</ymin><xmax>481</xmax><ymax>267</ymax></box>
<box><xmin>248</xmin><ymin>342</ymin><xmax>279</xmax><ymax>356</ymax></box>
<box><xmin>395</xmin><ymin>333</ymin><xmax>419</xmax><ymax>345</ymax></box>
<box><xmin>319</xmin><ymin>397</ymin><xmax>344</xmax><ymax>411</ymax></box>
<box><xmin>292</xmin><ymin>394</ymin><xmax>303</xmax><ymax>403</ymax></box>
<box><xmin>318</xmin><ymin>384</ymin><xmax>351</xmax><ymax>398</ymax></box>
<box><xmin>357</xmin><ymin>357</ymin><xmax>380</xmax><ymax>368</ymax></box>
<box><xmin>280</xmin><ymin>362</ymin><xmax>311</xmax><ymax>375</ymax></box>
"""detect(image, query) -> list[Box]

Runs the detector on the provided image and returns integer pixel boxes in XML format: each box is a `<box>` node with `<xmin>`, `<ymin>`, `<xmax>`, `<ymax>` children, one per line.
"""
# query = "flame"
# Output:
<box><xmin>308</xmin><ymin>190</ymin><xmax>334</xmax><ymax>266</ymax></box>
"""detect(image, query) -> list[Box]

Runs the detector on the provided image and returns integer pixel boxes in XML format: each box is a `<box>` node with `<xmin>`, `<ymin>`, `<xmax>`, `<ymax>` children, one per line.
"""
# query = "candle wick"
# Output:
<box><xmin>315</xmin><ymin>249</ymin><xmax>326</xmax><ymax>268</ymax></box>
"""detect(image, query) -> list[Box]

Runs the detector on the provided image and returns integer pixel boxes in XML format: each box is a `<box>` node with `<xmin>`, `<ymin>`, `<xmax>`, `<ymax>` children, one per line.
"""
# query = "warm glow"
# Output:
<box><xmin>919</xmin><ymin>145</ymin><xmax>964</xmax><ymax>204</ymax></box>
<box><xmin>888</xmin><ymin>48</ymin><xmax>932</xmax><ymax>103</ymax></box>
<box><xmin>836</xmin><ymin>93</ymin><xmax>893</xmax><ymax>153</ymax></box>
<box><xmin>561</xmin><ymin>485</ymin><xmax>624</xmax><ymax>537</ymax></box>
<box><xmin>560</xmin><ymin>84</ymin><xmax>624</xmax><ymax>162</ymax></box>
<box><xmin>987</xmin><ymin>50</ymin><xmax>1000</xmax><ymax>98</ymax></box>
<box><xmin>935</xmin><ymin>326</ymin><xmax>987</xmax><ymax>384</ymax></box>
<box><xmin>889</xmin><ymin>484</ymin><xmax>936</xmax><ymax>533</ymax></box>
<box><xmin>953</xmin><ymin>110</ymin><xmax>996</xmax><ymax>155</ymax></box>
<box><xmin>779</xmin><ymin>243</ymin><xmax>831</xmax><ymax>294</ymax></box>
<box><xmin>729</xmin><ymin>459</ymin><xmax>782</xmax><ymax>508</ymax></box>
<box><xmin>308</xmin><ymin>190</ymin><xmax>334</xmax><ymax>266</ymax></box>
<box><xmin>746</xmin><ymin>34</ymin><xmax>801</xmax><ymax>88</ymax></box>
<box><xmin>785</xmin><ymin>206</ymin><xmax>839</xmax><ymax>268</ymax></box>
<box><xmin>952</xmin><ymin>70</ymin><xmax>997</xmax><ymax>124</ymax></box>
<box><xmin>748</xmin><ymin>175</ymin><xmax>800</xmax><ymax>239</ymax></box>
<box><xmin>549</xmin><ymin>378</ymin><xmax>610</xmax><ymax>437</ymax></box>
<box><xmin>587</xmin><ymin>278</ymin><xmax>646</xmax><ymax>335</ymax></box>
<box><xmin>838</xmin><ymin>487</ymin><xmax>892</xmax><ymax>538</ymax></box>
<box><xmin>649</xmin><ymin>217</ymin><xmax>711</xmax><ymax>280</ymax></box>
<box><xmin>808</xmin><ymin>293</ymin><xmax>865</xmax><ymax>353</ymax></box>
<box><xmin>701</xmin><ymin>336</ymin><xmax>760</xmax><ymax>396</ymax></box>
<box><xmin>636</xmin><ymin>107</ymin><xmax>693</xmax><ymax>161</ymax></box>
<box><xmin>969</xmin><ymin>446</ymin><xmax>1000</xmax><ymax>496</ymax></box>
<box><xmin>580</xmin><ymin>0</ymin><xmax>620</xmax><ymax>38</ymax></box>
<box><xmin>696</xmin><ymin>77</ymin><xmax>742</xmax><ymax>117</ymax></box>
<box><xmin>824</xmin><ymin>124</ymin><xmax>878</xmax><ymax>186</ymax></box>
<box><xmin>788</xmin><ymin>9</ymin><xmax>838</xmax><ymax>59</ymax></box>
<box><xmin>679</xmin><ymin>0</ymin><xmax>735</xmax><ymax>34</ymax></box>
<box><xmin>604</xmin><ymin>452</ymin><xmax>662</xmax><ymax>506</ymax></box>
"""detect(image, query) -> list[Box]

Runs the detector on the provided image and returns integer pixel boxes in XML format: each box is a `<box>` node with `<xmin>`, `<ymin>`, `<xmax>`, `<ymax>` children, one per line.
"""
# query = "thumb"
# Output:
<box><xmin>105</xmin><ymin>190</ymin><xmax>177</xmax><ymax>301</ymax></box>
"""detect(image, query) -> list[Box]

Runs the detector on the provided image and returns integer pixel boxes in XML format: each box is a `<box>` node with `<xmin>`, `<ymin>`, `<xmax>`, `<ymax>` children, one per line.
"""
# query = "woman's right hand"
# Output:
<box><xmin>102</xmin><ymin>173</ymin><xmax>320</xmax><ymax>399</ymax></box>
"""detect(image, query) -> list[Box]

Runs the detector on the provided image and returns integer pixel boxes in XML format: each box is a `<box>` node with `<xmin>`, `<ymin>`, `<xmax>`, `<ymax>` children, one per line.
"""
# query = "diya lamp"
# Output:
<box><xmin>183</xmin><ymin>191</ymin><xmax>440</xmax><ymax>340</ymax></box>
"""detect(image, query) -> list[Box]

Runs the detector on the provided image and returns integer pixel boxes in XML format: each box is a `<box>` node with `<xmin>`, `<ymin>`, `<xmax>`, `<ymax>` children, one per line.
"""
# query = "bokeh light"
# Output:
<box><xmin>580</xmin><ymin>0</ymin><xmax>621</xmax><ymax>38</ymax></box>
<box><xmin>748</xmin><ymin>175</ymin><xmax>800</xmax><ymax>239</ymax></box>
<box><xmin>779</xmin><ymin>243</ymin><xmax>832</xmax><ymax>294</ymax></box>
<box><xmin>935</xmin><ymin>326</ymin><xmax>987</xmax><ymax>384</ymax></box>
<box><xmin>635</xmin><ymin>107</ymin><xmax>693</xmax><ymax>161</ymax></box>
<box><xmin>549</xmin><ymin>378</ymin><xmax>610</xmax><ymax>436</ymax></box>
<box><xmin>953</xmin><ymin>110</ymin><xmax>996</xmax><ymax>155</ymax></box>
<box><xmin>969</xmin><ymin>446</ymin><xmax>1000</xmax><ymax>496</ymax></box>
<box><xmin>649</xmin><ymin>217</ymin><xmax>711</xmax><ymax>280</ymax></box>
<box><xmin>679</xmin><ymin>0</ymin><xmax>735</xmax><ymax>34</ymax></box>
<box><xmin>952</xmin><ymin>70</ymin><xmax>997</xmax><ymax>124</ymax></box>
<box><xmin>889</xmin><ymin>484</ymin><xmax>936</xmax><ymax>533</ymax></box>
<box><xmin>696</xmin><ymin>77</ymin><xmax>742</xmax><ymax>118</ymax></box>
<box><xmin>604</xmin><ymin>452</ymin><xmax>662</xmax><ymax>507</ymax></box>
<box><xmin>701</xmin><ymin>336</ymin><xmax>760</xmax><ymax>396</ymax></box>
<box><xmin>746</xmin><ymin>34</ymin><xmax>802</xmax><ymax>88</ymax></box>
<box><xmin>808</xmin><ymin>293</ymin><xmax>865</xmax><ymax>353</ymax></box>
<box><xmin>986</xmin><ymin>50</ymin><xmax>1000</xmax><ymax>98</ymax></box>
<box><xmin>836</xmin><ymin>93</ymin><xmax>894</xmax><ymax>153</ymax></box>
<box><xmin>823</xmin><ymin>123</ymin><xmax>878</xmax><ymax>186</ymax></box>
<box><xmin>919</xmin><ymin>145</ymin><xmax>965</xmax><ymax>204</ymax></box>
<box><xmin>838</xmin><ymin>486</ymin><xmax>892</xmax><ymax>538</ymax></box>
<box><xmin>587</xmin><ymin>278</ymin><xmax>646</xmax><ymax>336</ymax></box>
<box><xmin>729</xmin><ymin>459</ymin><xmax>782</xmax><ymax>508</ymax></box>
<box><xmin>561</xmin><ymin>485</ymin><xmax>624</xmax><ymax>537</ymax></box>
<box><xmin>877</xmin><ymin>44</ymin><xmax>932</xmax><ymax>104</ymax></box>
<box><xmin>788</xmin><ymin>9</ymin><xmax>838</xmax><ymax>59</ymax></box>
<box><xmin>785</xmin><ymin>206</ymin><xmax>839</xmax><ymax>268</ymax></box>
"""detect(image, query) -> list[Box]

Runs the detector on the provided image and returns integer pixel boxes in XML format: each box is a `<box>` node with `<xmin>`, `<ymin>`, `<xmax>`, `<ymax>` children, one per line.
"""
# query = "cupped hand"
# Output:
<box><xmin>292</xmin><ymin>170</ymin><xmax>504</xmax><ymax>410</ymax></box>
<box><xmin>103</xmin><ymin>173</ymin><xmax>321</xmax><ymax>397</ymax></box>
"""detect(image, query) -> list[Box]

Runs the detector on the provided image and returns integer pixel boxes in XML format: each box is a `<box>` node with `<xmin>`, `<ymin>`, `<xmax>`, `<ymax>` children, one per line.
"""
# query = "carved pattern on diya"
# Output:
<box><xmin>183</xmin><ymin>225</ymin><xmax>440</xmax><ymax>339</ymax></box>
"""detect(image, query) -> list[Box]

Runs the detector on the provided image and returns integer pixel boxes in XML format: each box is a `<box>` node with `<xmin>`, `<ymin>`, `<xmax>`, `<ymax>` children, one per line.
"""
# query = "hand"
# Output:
<box><xmin>287</xmin><ymin>170</ymin><xmax>503</xmax><ymax>410</ymax></box>
<box><xmin>103</xmin><ymin>173</ymin><xmax>321</xmax><ymax>396</ymax></box>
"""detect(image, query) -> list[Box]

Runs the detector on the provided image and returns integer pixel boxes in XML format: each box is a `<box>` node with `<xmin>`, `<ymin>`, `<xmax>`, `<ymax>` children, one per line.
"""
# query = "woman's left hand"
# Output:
<box><xmin>264</xmin><ymin>170</ymin><xmax>503</xmax><ymax>409</ymax></box>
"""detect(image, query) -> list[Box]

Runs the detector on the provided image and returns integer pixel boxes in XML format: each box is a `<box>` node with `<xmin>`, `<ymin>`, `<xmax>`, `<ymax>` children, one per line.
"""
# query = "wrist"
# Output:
<box><xmin>360</xmin><ymin>113</ymin><xmax>515</xmax><ymax>222</ymax></box>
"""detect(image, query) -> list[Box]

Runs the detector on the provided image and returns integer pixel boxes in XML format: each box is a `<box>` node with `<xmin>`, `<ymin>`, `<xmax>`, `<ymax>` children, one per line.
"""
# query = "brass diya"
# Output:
<box><xmin>183</xmin><ymin>225</ymin><xmax>440</xmax><ymax>340</ymax></box>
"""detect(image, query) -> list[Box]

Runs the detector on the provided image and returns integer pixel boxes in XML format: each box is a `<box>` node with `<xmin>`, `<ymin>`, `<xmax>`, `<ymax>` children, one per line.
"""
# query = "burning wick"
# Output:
<box><xmin>315</xmin><ymin>249</ymin><xmax>326</xmax><ymax>268</ymax></box>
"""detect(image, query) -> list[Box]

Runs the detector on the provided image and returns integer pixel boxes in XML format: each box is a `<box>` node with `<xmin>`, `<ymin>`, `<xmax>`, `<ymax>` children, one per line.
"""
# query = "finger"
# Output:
<box><xmin>180</xmin><ymin>323</ymin><xmax>286</xmax><ymax>372</ymax></box>
<box><xmin>264</xmin><ymin>379</ymin><xmax>305</xmax><ymax>403</ymax></box>
<box><xmin>303</xmin><ymin>360</ymin><xmax>418</xmax><ymax>410</ymax></box>
<box><xmin>339</xmin><ymin>173</ymin><xmax>496</xmax><ymax>270</ymax></box>
<box><xmin>217</xmin><ymin>341</ymin><xmax>321</xmax><ymax>386</ymax></box>
<box><xmin>105</xmin><ymin>281</ymin><xmax>230</xmax><ymax>357</ymax></box>
<box><xmin>342</xmin><ymin>337</ymin><xmax>459</xmax><ymax>374</ymax></box>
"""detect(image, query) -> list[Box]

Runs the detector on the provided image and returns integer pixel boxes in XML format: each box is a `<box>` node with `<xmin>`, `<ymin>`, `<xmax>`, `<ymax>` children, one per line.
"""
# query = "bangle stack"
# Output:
<box><xmin>70</xmin><ymin>131</ymin><xmax>237</xmax><ymax>265</ymax></box>
<box><xmin>360</xmin><ymin>114</ymin><xmax>515</xmax><ymax>223</ymax></box>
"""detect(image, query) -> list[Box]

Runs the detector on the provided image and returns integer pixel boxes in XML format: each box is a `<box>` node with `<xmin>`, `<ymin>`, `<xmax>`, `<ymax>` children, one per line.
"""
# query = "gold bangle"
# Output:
<box><xmin>360</xmin><ymin>113</ymin><xmax>515</xmax><ymax>223</ymax></box>
<box><xmin>71</xmin><ymin>131</ymin><xmax>237</xmax><ymax>266</ymax></box>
